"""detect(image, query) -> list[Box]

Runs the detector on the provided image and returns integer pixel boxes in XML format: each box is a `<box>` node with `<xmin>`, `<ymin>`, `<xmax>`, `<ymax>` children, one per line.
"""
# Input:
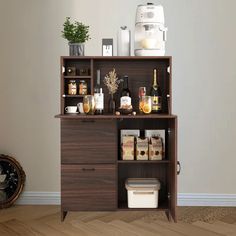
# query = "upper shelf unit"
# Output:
<box><xmin>60</xmin><ymin>56</ymin><xmax>172</xmax><ymax>115</ymax></box>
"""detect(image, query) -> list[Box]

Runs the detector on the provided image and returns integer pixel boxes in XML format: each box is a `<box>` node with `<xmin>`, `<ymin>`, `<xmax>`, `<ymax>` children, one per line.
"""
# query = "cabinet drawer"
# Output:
<box><xmin>61</xmin><ymin>164</ymin><xmax>117</xmax><ymax>211</ymax></box>
<box><xmin>61</xmin><ymin>120</ymin><xmax>117</xmax><ymax>164</ymax></box>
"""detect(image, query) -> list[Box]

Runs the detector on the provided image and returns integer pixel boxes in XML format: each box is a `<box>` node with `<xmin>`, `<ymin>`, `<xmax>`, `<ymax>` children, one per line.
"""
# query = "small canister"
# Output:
<box><xmin>68</xmin><ymin>80</ymin><xmax>77</xmax><ymax>95</ymax></box>
<box><xmin>79</xmin><ymin>80</ymin><xmax>88</xmax><ymax>95</ymax></box>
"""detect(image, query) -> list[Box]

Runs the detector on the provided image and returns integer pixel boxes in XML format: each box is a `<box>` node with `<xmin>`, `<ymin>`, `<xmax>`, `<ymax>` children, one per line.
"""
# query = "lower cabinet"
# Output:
<box><xmin>59</xmin><ymin>117</ymin><xmax>177</xmax><ymax>222</ymax></box>
<box><xmin>61</xmin><ymin>164</ymin><xmax>117</xmax><ymax>211</ymax></box>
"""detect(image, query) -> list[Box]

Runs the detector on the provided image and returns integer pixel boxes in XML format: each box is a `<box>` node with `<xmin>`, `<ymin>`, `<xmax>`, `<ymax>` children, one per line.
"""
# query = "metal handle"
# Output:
<box><xmin>82</xmin><ymin>168</ymin><xmax>95</xmax><ymax>171</ymax></box>
<box><xmin>177</xmin><ymin>161</ymin><xmax>181</xmax><ymax>175</ymax></box>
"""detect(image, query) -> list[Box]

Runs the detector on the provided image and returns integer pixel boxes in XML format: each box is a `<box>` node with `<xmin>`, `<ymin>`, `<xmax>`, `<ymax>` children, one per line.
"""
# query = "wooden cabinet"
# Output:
<box><xmin>56</xmin><ymin>56</ymin><xmax>178</xmax><ymax>222</ymax></box>
<box><xmin>61</xmin><ymin>164</ymin><xmax>117</xmax><ymax>211</ymax></box>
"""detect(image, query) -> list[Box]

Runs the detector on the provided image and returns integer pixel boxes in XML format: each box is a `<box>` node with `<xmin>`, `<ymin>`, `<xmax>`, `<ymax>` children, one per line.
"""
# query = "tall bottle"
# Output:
<box><xmin>94</xmin><ymin>70</ymin><xmax>104</xmax><ymax>115</ymax></box>
<box><xmin>120</xmin><ymin>75</ymin><xmax>132</xmax><ymax>112</ymax></box>
<box><xmin>150</xmin><ymin>69</ymin><xmax>162</xmax><ymax>113</ymax></box>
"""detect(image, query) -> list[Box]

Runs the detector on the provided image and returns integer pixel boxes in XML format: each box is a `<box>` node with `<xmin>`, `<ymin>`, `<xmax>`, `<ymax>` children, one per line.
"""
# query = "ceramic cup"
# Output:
<box><xmin>65</xmin><ymin>106</ymin><xmax>77</xmax><ymax>113</ymax></box>
<box><xmin>77</xmin><ymin>103</ymin><xmax>84</xmax><ymax>114</ymax></box>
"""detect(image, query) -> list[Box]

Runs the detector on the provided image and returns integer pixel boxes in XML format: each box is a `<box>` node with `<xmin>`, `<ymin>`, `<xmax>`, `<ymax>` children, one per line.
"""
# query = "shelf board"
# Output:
<box><xmin>62</xmin><ymin>95</ymin><xmax>85</xmax><ymax>98</ymax></box>
<box><xmin>61</xmin><ymin>56</ymin><xmax>172</xmax><ymax>60</ymax></box>
<box><xmin>55</xmin><ymin>114</ymin><xmax>177</xmax><ymax>119</ymax></box>
<box><xmin>118</xmin><ymin>201</ymin><xmax>168</xmax><ymax>211</ymax></box>
<box><xmin>63</xmin><ymin>76</ymin><xmax>91</xmax><ymax>79</ymax></box>
<box><xmin>118</xmin><ymin>160</ymin><xmax>169</xmax><ymax>164</ymax></box>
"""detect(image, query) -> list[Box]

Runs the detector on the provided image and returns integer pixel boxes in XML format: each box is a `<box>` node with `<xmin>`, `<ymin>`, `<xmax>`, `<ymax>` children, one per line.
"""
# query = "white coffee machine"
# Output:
<box><xmin>134</xmin><ymin>3</ymin><xmax>168</xmax><ymax>56</ymax></box>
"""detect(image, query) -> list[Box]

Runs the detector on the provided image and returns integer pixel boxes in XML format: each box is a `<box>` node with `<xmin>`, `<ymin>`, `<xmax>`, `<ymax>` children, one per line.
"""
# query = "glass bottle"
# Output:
<box><xmin>120</xmin><ymin>76</ymin><xmax>132</xmax><ymax>112</ymax></box>
<box><xmin>94</xmin><ymin>70</ymin><xmax>104</xmax><ymax>115</ymax></box>
<box><xmin>150</xmin><ymin>69</ymin><xmax>162</xmax><ymax>113</ymax></box>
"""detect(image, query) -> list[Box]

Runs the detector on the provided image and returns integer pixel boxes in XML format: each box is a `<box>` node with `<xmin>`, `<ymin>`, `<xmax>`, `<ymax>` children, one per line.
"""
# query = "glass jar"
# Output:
<box><xmin>83</xmin><ymin>95</ymin><xmax>95</xmax><ymax>115</ymax></box>
<box><xmin>79</xmin><ymin>80</ymin><xmax>88</xmax><ymax>95</ymax></box>
<box><xmin>140</xmin><ymin>96</ymin><xmax>152</xmax><ymax>114</ymax></box>
<box><xmin>68</xmin><ymin>80</ymin><xmax>77</xmax><ymax>95</ymax></box>
<box><xmin>139</xmin><ymin>87</ymin><xmax>146</xmax><ymax>112</ymax></box>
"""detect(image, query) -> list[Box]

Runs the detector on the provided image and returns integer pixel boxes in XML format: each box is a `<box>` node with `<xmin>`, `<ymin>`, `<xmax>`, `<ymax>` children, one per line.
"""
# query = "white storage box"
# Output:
<box><xmin>125</xmin><ymin>178</ymin><xmax>161</xmax><ymax>208</ymax></box>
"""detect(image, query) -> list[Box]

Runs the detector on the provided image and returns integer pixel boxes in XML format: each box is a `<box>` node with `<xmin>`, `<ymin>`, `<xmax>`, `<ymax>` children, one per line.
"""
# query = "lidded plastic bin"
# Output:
<box><xmin>125</xmin><ymin>178</ymin><xmax>161</xmax><ymax>208</ymax></box>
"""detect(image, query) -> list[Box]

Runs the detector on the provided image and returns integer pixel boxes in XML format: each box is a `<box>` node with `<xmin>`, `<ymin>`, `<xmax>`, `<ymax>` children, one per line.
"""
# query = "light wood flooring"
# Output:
<box><xmin>0</xmin><ymin>206</ymin><xmax>236</xmax><ymax>235</ymax></box>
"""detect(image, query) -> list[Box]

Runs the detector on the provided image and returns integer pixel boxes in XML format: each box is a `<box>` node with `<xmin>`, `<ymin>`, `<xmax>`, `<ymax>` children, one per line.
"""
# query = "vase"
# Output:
<box><xmin>69</xmin><ymin>43</ymin><xmax>85</xmax><ymax>56</ymax></box>
<box><xmin>108</xmin><ymin>94</ymin><xmax>116</xmax><ymax>114</ymax></box>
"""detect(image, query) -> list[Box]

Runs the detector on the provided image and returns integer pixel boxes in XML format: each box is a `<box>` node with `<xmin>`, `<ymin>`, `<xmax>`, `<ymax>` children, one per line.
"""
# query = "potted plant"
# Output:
<box><xmin>62</xmin><ymin>17</ymin><xmax>90</xmax><ymax>56</ymax></box>
<box><xmin>104</xmin><ymin>68</ymin><xmax>120</xmax><ymax>114</ymax></box>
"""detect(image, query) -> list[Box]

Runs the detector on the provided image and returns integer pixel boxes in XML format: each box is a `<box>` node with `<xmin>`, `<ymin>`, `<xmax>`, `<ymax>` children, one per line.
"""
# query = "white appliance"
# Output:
<box><xmin>134</xmin><ymin>3</ymin><xmax>168</xmax><ymax>56</ymax></box>
<box><xmin>117</xmin><ymin>26</ymin><xmax>131</xmax><ymax>56</ymax></box>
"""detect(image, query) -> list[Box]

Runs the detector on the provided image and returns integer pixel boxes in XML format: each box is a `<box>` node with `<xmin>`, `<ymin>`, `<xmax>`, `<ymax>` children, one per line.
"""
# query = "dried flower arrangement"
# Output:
<box><xmin>103</xmin><ymin>68</ymin><xmax>120</xmax><ymax>95</ymax></box>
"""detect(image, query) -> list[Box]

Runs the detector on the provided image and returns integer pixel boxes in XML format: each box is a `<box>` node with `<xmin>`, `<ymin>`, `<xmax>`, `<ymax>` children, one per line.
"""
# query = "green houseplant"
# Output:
<box><xmin>62</xmin><ymin>17</ymin><xmax>90</xmax><ymax>56</ymax></box>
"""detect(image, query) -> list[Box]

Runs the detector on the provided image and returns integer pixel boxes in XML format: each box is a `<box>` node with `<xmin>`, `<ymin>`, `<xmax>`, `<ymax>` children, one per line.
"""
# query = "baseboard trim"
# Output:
<box><xmin>16</xmin><ymin>192</ymin><xmax>60</xmax><ymax>205</ymax></box>
<box><xmin>16</xmin><ymin>192</ymin><xmax>236</xmax><ymax>206</ymax></box>
<box><xmin>177</xmin><ymin>193</ymin><xmax>236</xmax><ymax>206</ymax></box>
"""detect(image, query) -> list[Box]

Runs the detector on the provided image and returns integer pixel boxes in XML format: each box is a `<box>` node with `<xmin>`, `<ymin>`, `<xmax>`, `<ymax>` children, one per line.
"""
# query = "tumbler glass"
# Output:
<box><xmin>140</xmin><ymin>96</ymin><xmax>152</xmax><ymax>114</ymax></box>
<box><xmin>83</xmin><ymin>95</ymin><xmax>95</xmax><ymax>115</ymax></box>
<box><xmin>139</xmin><ymin>87</ymin><xmax>146</xmax><ymax>113</ymax></box>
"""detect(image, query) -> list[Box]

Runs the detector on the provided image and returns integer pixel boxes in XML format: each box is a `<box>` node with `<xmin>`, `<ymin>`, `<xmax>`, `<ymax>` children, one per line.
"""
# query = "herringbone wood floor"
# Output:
<box><xmin>0</xmin><ymin>206</ymin><xmax>236</xmax><ymax>235</ymax></box>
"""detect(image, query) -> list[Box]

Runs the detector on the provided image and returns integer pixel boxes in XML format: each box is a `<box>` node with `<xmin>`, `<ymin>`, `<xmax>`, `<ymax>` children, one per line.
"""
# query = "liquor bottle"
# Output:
<box><xmin>150</xmin><ymin>69</ymin><xmax>162</xmax><ymax>113</ymax></box>
<box><xmin>120</xmin><ymin>75</ymin><xmax>132</xmax><ymax>113</ymax></box>
<box><xmin>94</xmin><ymin>70</ymin><xmax>104</xmax><ymax>115</ymax></box>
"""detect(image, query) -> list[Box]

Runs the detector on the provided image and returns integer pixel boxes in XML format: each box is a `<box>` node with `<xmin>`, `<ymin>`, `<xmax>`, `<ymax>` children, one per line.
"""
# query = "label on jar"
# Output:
<box><xmin>120</xmin><ymin>96</ymin><xmax>131</xmax><ymax>108</ymax></box>
<box><xmin>94</xmin><ymin>93</ymin><xmax>104</xmax><ymax>110</ymax></box>
<box><xmin>152</xmin><ymin>96</ymin><xmax>161</xmax><ymax>111</ymax></box>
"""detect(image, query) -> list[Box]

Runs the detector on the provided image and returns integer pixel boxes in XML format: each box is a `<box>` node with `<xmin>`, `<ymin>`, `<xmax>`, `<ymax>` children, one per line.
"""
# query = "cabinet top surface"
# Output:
<box><xmin>61</xmin><ymin>56</ymin><xmax>172</xmax><ymax>60</ymax></box>
<box><xmin>55</xmin><ymin>114</ymin><xmax>177</xmax><ymax>119</ymax></box>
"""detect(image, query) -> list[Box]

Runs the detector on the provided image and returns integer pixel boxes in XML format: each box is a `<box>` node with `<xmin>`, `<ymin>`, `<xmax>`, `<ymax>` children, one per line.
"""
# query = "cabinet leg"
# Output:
<box><xmin>61</xmin><ymin>211</ymin><xmax>67</xmax><ymax>222</ymax></box>
<box><xmin>165</xmin><ymin>210</ymin><xmax>171</xmax><ymax>222</ymax></box>
<box><xmin>172</xmin><ymin>212</ymin><xmax>177</xmax><ymax>223</ymax></box>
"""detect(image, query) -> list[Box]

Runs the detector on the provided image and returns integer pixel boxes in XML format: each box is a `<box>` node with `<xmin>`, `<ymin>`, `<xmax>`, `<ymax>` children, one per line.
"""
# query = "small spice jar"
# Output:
<box><xmin>68</xmin><ymin>80</ymin><xmax>77</xmax><ymax>95</ymax></box>
<box><xmin>79</xmin><ymin>80</ymin><xmax>88</xmax><ymax>95</ymax></box>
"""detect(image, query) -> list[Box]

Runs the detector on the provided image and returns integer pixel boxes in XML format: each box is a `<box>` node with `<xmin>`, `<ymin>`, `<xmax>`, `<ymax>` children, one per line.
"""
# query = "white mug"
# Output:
<box><xmin>77</xmin><ymin>103</ymin><xmax>84</xmax><ymax>114</ymax></box>
<box><xmin>65</xmin><ymin>106</ymin><xmax>77</xmax><ymax>113</ymax></box>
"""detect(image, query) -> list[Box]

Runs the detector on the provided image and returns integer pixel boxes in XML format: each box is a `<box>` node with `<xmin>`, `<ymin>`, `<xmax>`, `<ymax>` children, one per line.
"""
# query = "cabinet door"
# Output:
<box><xmin>168</xmin><ymin>118</ymin><xmax>177</xmax><ymax>222</ymax></box>
<box><xmin>61</xmin><ymin>120</ymin><xmax>117</xmax><ymax>164</ymax></box>
<box><xmin>61</xmin><ymin>164</ymin><xmax>117</xmax><ymax>211</ymax></box>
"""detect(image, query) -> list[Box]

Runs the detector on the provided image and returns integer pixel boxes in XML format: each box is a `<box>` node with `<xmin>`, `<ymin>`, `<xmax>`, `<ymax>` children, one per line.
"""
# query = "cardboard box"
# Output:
<box><xmin>149</xmin><ymin>137</ymin><xmax>164</xmax><ymax>160</ymax></box>
<box><xmin>120</xmin><ymin>130</ymin><xmax>140</xmax><ymax>145</ymax></box>
<box><xmin>122</xmin><ymin>136</ymin><xmax>135</xmax><ymax>160</ymax></box>
<box><xmin>136</xmin><ymin>137</ymin><xmax>149</xmax><ymax>160</ymax></box>
<box><xmin>145</xmin><ymin>130</ymin><xmax>165</xmax><ymax>158</ymax></box>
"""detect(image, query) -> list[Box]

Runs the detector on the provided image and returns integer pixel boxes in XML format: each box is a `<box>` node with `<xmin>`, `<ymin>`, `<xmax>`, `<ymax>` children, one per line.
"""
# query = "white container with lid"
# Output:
<box><xmin>125</xmin><ymin>178</ymin><xmax>161</xmax><ymax>208</ymax></box>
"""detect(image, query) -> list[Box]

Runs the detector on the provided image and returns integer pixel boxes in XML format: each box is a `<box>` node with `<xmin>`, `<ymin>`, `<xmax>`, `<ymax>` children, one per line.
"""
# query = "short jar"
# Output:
<box><xmin>68</xmin><ymin>80</ymin><xmax>77</xmax><ymax>95</ymax></box>
<box><xmin>79</xmin><ymin>80</ymin><xmax>88</xmax><ymax>95</ymax></box>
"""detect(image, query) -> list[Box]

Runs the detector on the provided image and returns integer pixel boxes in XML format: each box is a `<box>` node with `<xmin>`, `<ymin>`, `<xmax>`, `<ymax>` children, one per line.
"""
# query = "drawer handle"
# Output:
<box><xmin>82</xmin><ymin>168</ymin><xmax>95</xmax><ymax>171</ymax></box>
<box><xmin>81</xmin><ymin>120</ymin><xmax>95</xmax><ymax>123</ymax></box>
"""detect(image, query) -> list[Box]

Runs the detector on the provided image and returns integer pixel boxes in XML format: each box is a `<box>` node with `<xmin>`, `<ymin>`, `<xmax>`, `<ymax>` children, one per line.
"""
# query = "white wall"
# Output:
<box><xmin>0</xmin><ymin>0</ymin><xmax>236</xmax><ymax>196</ymax></box>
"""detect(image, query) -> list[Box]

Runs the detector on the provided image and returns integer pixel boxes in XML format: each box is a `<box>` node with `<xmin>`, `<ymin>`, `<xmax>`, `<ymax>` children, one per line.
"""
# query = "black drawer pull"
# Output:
<box><xmin>81</xmin><ymin>120</ymin><xmax>95</xmax><ymax>123</ymax></box>
<box><xmin>82</xmin><ymin>168</ymin><xmax>95</xmax><ymax>171</ymax></box>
